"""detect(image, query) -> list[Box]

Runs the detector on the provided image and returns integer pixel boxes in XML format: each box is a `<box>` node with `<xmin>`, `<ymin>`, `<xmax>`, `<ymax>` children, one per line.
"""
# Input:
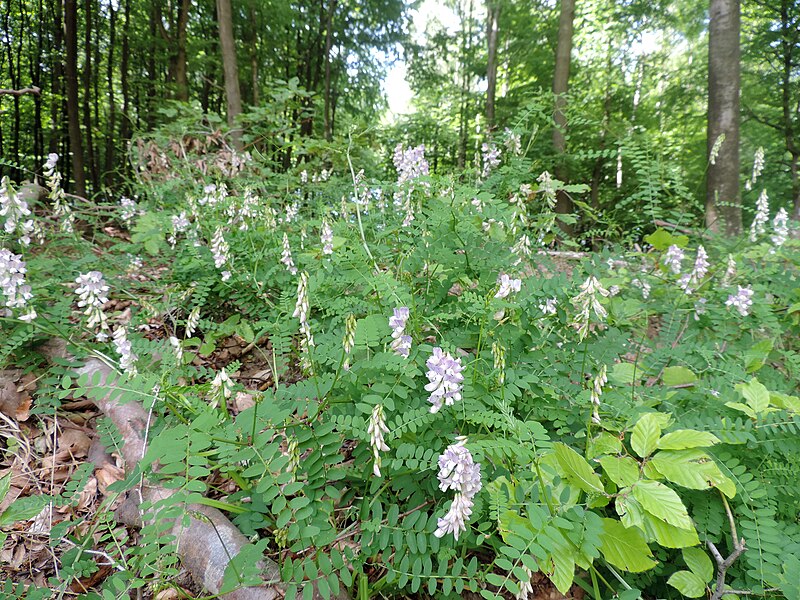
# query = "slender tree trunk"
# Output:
<box><xmin>119</xmin><ymin>0</ymin><xmax>131</xmax><ymax>152</ymax></box>
<box><xmin>64</xmin><ymin>0</ymin><xmax>86</xmax><ymax>195</ymax></box>
<box><xmin>104</xmin><ymin>4</ymin><xmax>116</xmax><ymax>186</ymax></box>
<box><xmin>485</xmin><ymin>0</ymin><xmax>500</xmax><ymax>131</ymax></box>
<box><xmin>146</xmin><ymin>2</ymin><xmax>157</xmax><ymax>129</ymax></box>
<box><xmin>590</xmin><ymin>40</ymin><xmax>613</xmax><ymax>210</ymax></box>
<box><xmin>777</xmin><ymin>0</ymin><xmax>800</xmax><ymax>225</ymax></box>
<box><xmin>83</xmin><ymin>0</ymin><xmax>99</xmax><ymax>191</ymax></box>
<box><xmin>48</xmin><ymin>0</ymin><xmax>64</xmax><ymax>155</ymax></box>
<box><xmin>706</xmin><ymin>0</ymin><xmax>741</xmax><ymax>235</ymax></box>
<box><xmin>457</xmin><ymin>0</ymin><xmax>473</xmax><ymax>170</ymax></box>
<box><xmin>552</xmin><ymin>0</ymin><xmax>576</xmax><ymax>224</ymax></box>
<box><xmin>4</xmin><ymin>0</ymin><xmax>20</xmax><ymax>179</ymax></box>
<box><xmin>32</xmin><ymin>0</ymin><xmax>44</xmax><ymax>171</ymax></box>
<box><xmin>216</xmin><ymin>0</ymin><xmax>242</xmax><ymax>147</ymax></box>
<box><xmin>323</xmin><ymin>0</ymin><xmax>338</xmax><ymax>141</ymax></box>
<box><xmin>175</xmin><ymin>0</ymin><xmax>190</xmax><ymax>101</ymax></box>
<box><xmin>248</xmin><ymin>5</ymin><xmax>259</xmax><ymax>105</ymax></box>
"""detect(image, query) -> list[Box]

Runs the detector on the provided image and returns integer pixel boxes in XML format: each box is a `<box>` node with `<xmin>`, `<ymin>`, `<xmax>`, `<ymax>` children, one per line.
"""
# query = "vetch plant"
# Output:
<box><xmin>425</xmin><ymin>347</ymin><xmax>464</xmax><ymax>413</ymax></box>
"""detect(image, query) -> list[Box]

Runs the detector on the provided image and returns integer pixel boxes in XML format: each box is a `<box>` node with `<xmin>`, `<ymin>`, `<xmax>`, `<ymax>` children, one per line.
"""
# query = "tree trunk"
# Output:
<box><xmin>104</xmin><ymin>3</ymin><xmax>116</xmax><ymax>186</ymax></box>
<box><xmin>552</xmin><ymin>0</ymin><xmax>576</xmax><ymax>224</ymax></box>
<box><xmin>83</xmin><ymin>0</ymin><xmax>99</xmax><ymax>192</ymax></box>
<box><xmin>485</xmin><ymin>0</ymin><xmax>500</xmax><ymax>131</ymax></box>
<box><xmin>216</xmin><ymin>0</ymin><xmax>242</xmax><ymax>148</ymax></box>
<box><xmin>64</xmin><ymin>0</ymin><xmax>86</xmax><ymax>195</ymax></box>
<box><xmin>48</xmin><ymin>0</ymin><xmax>64</xmax><ymax>156</ymax></box>
<box><xmin>176</xmin><ymin>0</ymin><xmax>191</xmax><ymax>101</ymax></box>
<box><xmin>119</xmin><ymin>0</ymin><xmax>131</xmax><ymax>154</ymax></box>
<box><xmin>323</xmin><ymin>0</ymin><xmax>338</xmax><ymax>141</ymax></box>
<box><xmin>706</xmin><ymin>0</ymin><xmax>741</xmax><ymax>236</ymax></box>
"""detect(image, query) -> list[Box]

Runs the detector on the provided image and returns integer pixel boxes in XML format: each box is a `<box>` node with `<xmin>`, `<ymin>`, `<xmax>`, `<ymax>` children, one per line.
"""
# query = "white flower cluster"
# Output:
<box><xmin>186</xmin><ymin>306</ymin><xmax>201</xmax><ymax>338</ymax></box>
<box><xmin>43</xmin><ymin>153</ymin><xmax>74</xmax><ymax>233</ymax></box>
<box><xmin>481</xmin><ymin>143</ymin><xmax>501</xmax><ymax>179</ymax></box>
<box><xmin>292</xmin><ymin>272</ymin><xmax>314</xmax><ymax>374</ymax></box>
<box><xmin>393</xmin><ymin>144</ymin><xmax>429</xmax><ymax>184</ymax></box>
<box><xmin>503</xmin><ymin>128</ymin><xmax>522</xmax><ymax>155</ymax></box>
<box><xmin>709</xmin><ymin>134</ymin><xmax>725</xmax><ymax>165</ymax></box>
<box><xmin>281</xmin><ymin>233</ymin><xmax>297</xmax><ymax>275</ymax></box>
<box><xmin>367</xmin><ymin>404</ymin><xmax>390</xmax><ymax>477</ymax></box>
<box><xmin>389</xmin><ymin>307</ymin><xmax>412</xmax><ymax>358</ymax></box>
<box><xmin>210</xmin><ymin>227</ymin><xmax>232</xmax><ymax>281</ymax></box>
<box><xmin>492</xmin><ymin>341</ymin><xmax>506</xmax><ymax>385</ymax></box>
<box><xmin>590</xmin><ymin>365</ymin><xmax>607</xmax><ymax>425</ymax></box>
<box><xmin>119</xmin><ymin>197</ymin><xmax>137</xmax><ymax>224</ymax></box>
<box><xmin>434</xmin><ymin>439</ymin><xmax>482</xmax><ymax>540</ymax></box>
<box><xmin>679</xmin><ymin>245</ymin><xmax>710</xmax><ymax>294</ymax></box>
<box><xmin>511</xmin><ymin>234</ymin><xmax>532</xmax><ymax>266</ymax></box>
<box><xmin>425</xmin><ymin>347</ymin><xmax>464</xmax><ymax>413</ymax></box>
<box><xmin>343</xmin><ymin>313</ymin><xmax>356</xmax><ymax>370</ymax></box>
<box><xmin>726</xmin><ymin>285</ymin><xmax>754</xmax><ymax>317</ymax></box>
<box><xmin>211</xmin><ymin>368</ymin><xmax>234</xmax><ymax>404</ymax></box>
<box><xmin>539</xmin><ymin>297</ymin><xmax>558</xmax><ymax>315</ymax></box>
<box><xmin>113</xmin><ymin>327</ymin><xmax>138</xmax><ymax>375</ymax></box>
<box><xmin>321</xmin><ymin>219</ymin><xmax>333</xmax><ymax>256</ymax></box>
<box><xmin>199</xmin><ymin>183</ymin><xmax>226</xmax><ymax>207</ymax></box>
<box><xmin>0</xmin><ymin>248</ymin><xmax>36</xmax><ymax>321</ymax></box>
<box><xmin>745</xmin><ymin>147</ymin><xmax>765</xmax><ymax>191</ymax></box>
<box><xmin>749</xmin><ymin>189</ymin><xmax>769</xmax><ymax>242</ymax></box>
<box><xmin>75</xmin><ymin>271</ymin><xmax>110</xmax><ymax>340</ymax></box>
<box><xmin>632</xmin><ymin>278</ymin><xmax>651</xmax><ymax>299</ymax></box>
<box><xmin>571</xmin><ymin>276</ymin><xmax>609</xmax><ymax>340</ymax></box>
<box><xmin>1</xmin><ymin>176</ymin><xmax>34</xmax><ymax>246</ymax></box>
<box><xmin>771</xmin><ymin>208</ymin><xmax>789</xmax><ymax>250</ymax></box>
<box><xmin>169</xmin><ymin>336</ymin><xmax>184</xmax><ymax>362</ymax></box>
<box><xmin>494</xmin><ymin>273</ymin><xmax>522</xmax><ymax>299</ymax></box>
<box><xmin>169</xmin><ymin>211</ymin><xmax>190</xmax><ymax>247</ymax></box>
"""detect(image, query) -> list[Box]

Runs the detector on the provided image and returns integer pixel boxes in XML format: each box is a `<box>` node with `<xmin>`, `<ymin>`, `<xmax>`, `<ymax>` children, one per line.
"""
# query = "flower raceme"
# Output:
<box><xmin>425</xmin><ymin>347</ymin><xmax>464</xmax><ymax>413</ymax></box>
<box><xmin>389</xmin><ymin>307</ymin><xmax>412</xmax><ymax>358</ymax></box>
<box><xmin>434</xmin><ymin>440</ymin><xmax>482</xmax><ymax>540</ymax></box>
<box><xmin>368</xmin><ymin>404</ymin><xmax>390</xmax><ymax>477</ymax></box>
<box><xmin>726</xmin><ymin>285</ymin><xmax>754</xmax><ymax>317</ymax></box>
<box><xmin>494</xmin><ymin>273</ymin><xmax>522</xmax><ymax>299</ymax></box>
<box><xmin>0</xmin><ymin>248</ymin><xmax>35</xmax><ymax>321</ymax></box>
<box><xmin>75</xmin><ymin>271</ymin><xmax>110</xmax><ymax>340</ymax></box>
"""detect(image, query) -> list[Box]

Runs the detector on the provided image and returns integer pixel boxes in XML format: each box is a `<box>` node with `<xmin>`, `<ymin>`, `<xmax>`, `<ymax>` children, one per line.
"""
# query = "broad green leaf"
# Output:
<box><xmin>588</xmin><ymin>432</ymin><xmax>622</xmax><ymax>459</ymax></box>
<box><xmin>735</xmin><ymin>378</ymin><xmax>770</xmax><ymax>415</ymax></box>
<box><xmin>616</xmin><ymin>496</ymin><xmax>645</xmax><ymax>530</ymax></box>
<box><xmin>610</xmin><ymin>362</ymin><xmax>639</xmax><ymax>386</ymax></box>
<box><xmin>631</xmin><ymin>413</ymin><xmax>665</xmax><ymax>458</ymax></box>
<box><xmin>662</xmin><ymin>366</ymin><xmax>698</xmax><ymax>387</ymax></box>
<box><xmin>642</xmin><ymin>512</ymin><xmax>700</xmax><ymax>548</ymax></box>
<box><xmin>598</xmin><ymin>456</ymin><xmax>640</xmax><ymax>487</ymax></box>
<box><xmin>631</xmin><ymin>480</ymin><xmax>693</xmax><ymax>530</ymax></box>
<box><xmin>651</xmin><ymin>449</ymin><xmax>736</xmax><ymax>498</ymax></box>
<box><xmin>668</xmin><ymin>570</ymin><xmax>707</xmax><ymax>597</ymax></box>
<box><xmin>553</xmin><ymin>443</ymin><xmax>605</xmax><ymax>494</ymax></box>
<box><xmin>745</xmin><ymin>339</ymin><xmax>773</xmax><ymax>373</ymax></box>
<box><xmin>682</xmin><ymin>547</ymin><xmax>713</xmax><ymax>582</ymax></box>
<box><xmin>598</xmin><ymin>518</ymin><xmax>656</xmax><ymax>573</ymax></box>
<box><xmin>724</xmin><ymin>402</ymin><xmax>757</xmax><ymax>419</ymax></box>
<box><xmin>644</xmin><ymin>229</ymin><xmax>688</xmax><ymax>251</ymax></box>
<box><xmin>769</xmin><ymin>392</ymin><xmax>800</xmax><ymax>414</ymax></box>
<box><xmin>656</xmin><ymin>430</ymin><xmax>720</xmax><ymax>450</ymax></box>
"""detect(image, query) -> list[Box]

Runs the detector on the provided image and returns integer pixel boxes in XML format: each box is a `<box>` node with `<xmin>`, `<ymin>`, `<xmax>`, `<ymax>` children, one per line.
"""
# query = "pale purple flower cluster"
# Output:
<box><xmin>503</xmin><ymin>128</ymin><xmax>521</xmax><ymax>155</ymax></box>
<box><xmin>321</xmin><ymin>219</ymin><xmax>333</xmax><ymax>256</ymax></box>
<box><xmin>1</xmin><ymin>176</ymin><xmax>34</xmax><ymax>245</ymax></box>
<box><xmin>119</xmin><ymin>197</ymin><xmax>137</xmax><ymax>224</ymax></box>
<box><xmin>425</xmin><ymin>347</ymin><xmax>464</xmax><ymax>413</ymax></box>
<box><xmin>389</xmin><ymin>307</ymin><xmax>412</xmax><ymax>358</ymax></box>
<box><xmin>481</xmin><ymin>143</ymin><xmax>501</xmax><ymax>178</ymax></box>
<box><xmin>393</xmin><ymin>144</ymin><xmax>429</xmax><ymax>184</ymax></box>
<box><xmin>113</xmin><ymin>327</ymin><xmax>138</xmax><ymax>375</ymax></box>
<box><xmin>679</xmin><ymin>245</ymin><xmax>710</xmax><ymax>294</ymax></box>
<box><xmin>726</xmin><ymin>285</ymin><xmax>754</xmax><ymax>317</ymax></box>
<box><xmin>663</xmin><ymin>245</ymin><xmax>684</xmax><ymax>274</ymax></box>
<box><xmin>281</xmin><ymin>233</ymin><xmax>297</xmax><ymax>275</ymax></box>
<box><xmin>75</xmin><ymin>271</ymin><xmax>110</xmax><ymax>339</ymax></box>
<box><xmin>434</xmin><ymin>440</ymin><xmax>482</xmax><ymax>540</ymax></box>
<box><xmin>494</xmin><ymin>273</ymin><xmax>522</xmax><ymax>299</ymax></box>
<box><xmin>0</xmin><ymin>248</ymin><xmax>35</xmax><ymax>321</ymax></box>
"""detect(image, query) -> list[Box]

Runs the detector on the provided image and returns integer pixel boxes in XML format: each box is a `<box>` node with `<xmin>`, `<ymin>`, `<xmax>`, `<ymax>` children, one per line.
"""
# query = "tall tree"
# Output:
<box><xmin>552</xmin><ymin>0</ymin><xmax>576</xmax><ymax>222</ymax></box>
<box><xmin>707</xmin><ymin>0</ymin><xmax>742</xmax><ymax>235</ymax></box>
<box><xmin>83</xmin><ymin>0</ymin><xmax>99</xmax><ymax>190</ymax></box>
<box><xmin>216</xmin><ymin>0</ymin><xmax>242</xmax><ymax>147</ymax></box>
<box><xmin>485</xmin><ymin>0</ymin><xmax>500</xmax><ymax>131</ymax></box>
<box><xmin>323</xmin><ymin>0</ymin><xmax>338</xmax><ymax>141</ymax></box>
<box><xmin>64</xmin><ymin>0</ymin><xmax>86</xmax><ymax>195</ymax></box>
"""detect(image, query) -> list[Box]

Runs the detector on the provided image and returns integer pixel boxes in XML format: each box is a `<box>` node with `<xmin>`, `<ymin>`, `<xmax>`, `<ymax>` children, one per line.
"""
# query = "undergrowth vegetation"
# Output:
<box><xmin>1</xmin><ymin>119</ymin><xmax>799</xmax><ymax>600</ymax></box>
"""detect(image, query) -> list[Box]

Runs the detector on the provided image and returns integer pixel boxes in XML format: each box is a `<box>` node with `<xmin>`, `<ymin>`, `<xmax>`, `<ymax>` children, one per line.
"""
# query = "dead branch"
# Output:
<box><xmin>0</xmin><ymin>86</ymin><xmax>41</xmax><ymax>97</ymax></box>
<box><xmin>707</xmin><ymin>495</ymin><xmax>747</xmax><ymax>600</ymax></box>
<box><xmin>653</xmin><ymin>219</ymin><xmax>712</xmax><ymax>239</ymax></box>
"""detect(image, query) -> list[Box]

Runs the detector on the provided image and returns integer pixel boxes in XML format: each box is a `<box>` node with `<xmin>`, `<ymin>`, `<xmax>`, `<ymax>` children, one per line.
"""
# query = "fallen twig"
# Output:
<box><xmin>0</xmin><ymin>86</ymin><xmax>41</xmax><ymax>96</ymax></box>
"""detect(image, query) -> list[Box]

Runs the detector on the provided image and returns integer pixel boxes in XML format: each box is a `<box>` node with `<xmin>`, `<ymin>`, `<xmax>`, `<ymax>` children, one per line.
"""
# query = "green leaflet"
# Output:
<box><xmin>650</xmin><ymin>449</ymin><xmax>736</xmax><ymax>498</ymax></box>
<box><xmin>598</xmin><ymin>455</ymin><xmax>640</xmax><ymax>487</ymax></box>
<box><xmin>631</xmin><ymin>413</ymin><xmax>668</xmax><ymax>458</ymax></box>
<box><xmin>668</xmin><ymin>570</ymin><xmax>707</xmax><ymax>597</ymax></box>
<box><xmin>552</xmin><ymin>443</ymin><xmax>605</xmax><ymax>494</ymax></box>
<box><xmin>656</xmin><ymin>430</ymin><xmax>720</xmax><ymax>450</ymax></box>
<box><xmin>630</xmin><ymin>480</ymin><xmax>694</xmax><ymax>530</ymax></box>
<box><xmin>598</xmin><ymin>518</ymin><xmax>657</xmax><ymax>573</ymax></box>
<box><xmin>682</xmin><ymin>547</ymin><xmax>713</xmax><ymax>582</ymax></box>
<box><xmin>662</xmin><ymin>366</ymin><xmax>698</xmax><ymax>387</ymax></box>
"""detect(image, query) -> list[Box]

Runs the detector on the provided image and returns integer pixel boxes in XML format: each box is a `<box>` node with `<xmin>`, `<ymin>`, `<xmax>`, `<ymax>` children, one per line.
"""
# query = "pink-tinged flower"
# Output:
<box><xmin>726</xmin><ymin>285</ymin><xmax>754</xmax><ymax>317</ymax></box>
<box><xmin>678</xmin><ymin>245</ymin><xmax>710</xmax><ymax>294</ymax></box>
<box><xmin>425</xmin><ymin>347</ymin><xmax>464</xmax><ymax>413</ymax></box>
<box><xmin>663</xmin><ymin>245</ymin><xmax>684</xmax><ymax>274</ymax></box>
<box><xmin>434</xmin><ymin>439</ymin><xmax>482</xmax><ymax>540</ymax></box>
<box><xmin>434</xmin><ymin>492</ymin><xmax>475</xmax><ymax>541</ymax></box>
